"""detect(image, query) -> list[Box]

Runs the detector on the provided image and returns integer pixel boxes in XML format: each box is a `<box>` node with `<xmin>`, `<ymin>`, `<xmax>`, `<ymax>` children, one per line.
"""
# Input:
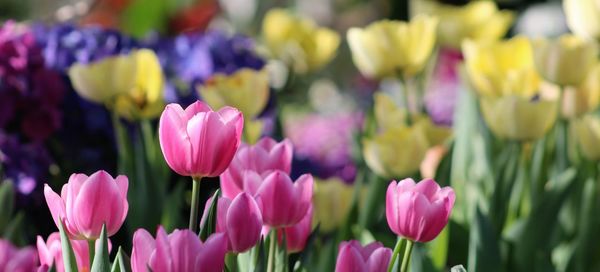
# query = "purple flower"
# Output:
<box><xmin>425</xmin><ymin>47</ymin><xmax>464</xmax><ymax>126</ymax></box>
<box><xmin>0</xmin><ymin>132</ymin><xmax>52</xmax><ymax>195</ymax></box>
<box><xmin>285</xmin><ymin>113</ymin><xmax>363</xmax><ymax>183</ymax></box>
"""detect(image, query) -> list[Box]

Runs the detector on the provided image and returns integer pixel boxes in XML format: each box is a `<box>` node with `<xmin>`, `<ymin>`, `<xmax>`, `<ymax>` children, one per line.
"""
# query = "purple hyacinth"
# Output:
<box><xmin>0</xmin><ymin>21</ymin><xmax>65</xmax><ymax>142</ymax></box>
<box><xmin>0</xmin><ymin>132</ymin><xmax>52</xmax><ymax>195</ymax></box>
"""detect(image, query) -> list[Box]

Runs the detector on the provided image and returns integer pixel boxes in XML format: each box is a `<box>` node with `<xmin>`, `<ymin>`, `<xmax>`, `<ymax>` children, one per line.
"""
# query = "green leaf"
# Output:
<box><xmin>58</xmin><ymin>220</ymin><xmax>78</xmax><ymax>272</ymax></box>
<box><xmin>0</xmin><ymin>182</ymin><xmax>14</xmax><ymax>233</ymax></box>
<box><xmin>275</xmin><ymin>232</ymin><xmax>288</xmax><ymax>272</ymax></box>
<box><xmin>427</xmin><ymin>225</ymin><xmax>449</xmax><ymax>270</ymax></box>
<box><xmin>358</xmin><ymin>175</ymin><xmax>387</xmax><ymax>229</ymax></box>
<box><xmin>199</xmin><ymin>189</ymin><xmax>221</xmax><ymax>240</ymax></box>
<box><xmin>111</xmin><ymin>247</ymin><xmax>132</xmax><ymax>272</ymax></box>
<box><xmin>91</xmin><ymin>224</ymin><xmax>111</xmax><ymax>272</ymax></box>
<box><xmin>467</xmin><ymin>206</ymin><xmax>501</xmax><ymax>272</ymax></box>
<box><xmin>255</xmin><ymin>237</ymin><xmax>267</xmax><ymax>272</ymax></box>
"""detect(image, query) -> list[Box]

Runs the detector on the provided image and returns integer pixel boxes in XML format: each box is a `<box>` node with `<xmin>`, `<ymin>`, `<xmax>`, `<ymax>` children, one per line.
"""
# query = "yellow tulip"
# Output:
<box><xmin>532</xmin><ymin>35</ymin><xmax>598</xmax><ymax>87</ymax></box>
<box><xmin>563</xmin><ymin>0</ymin><xmax>600</xmax><ymax>41</ymax></box>
<box><xmin>462</xmin><ymin>36</ymin><xmax>540</xmax><ymax>98</ymax></box>
<box><xmin>347</xmin><ymin>15</ymin><xmax>438</xmax><ymax>79</ymax></box>
<box><xmin>363</xmin><ymin>125</ymin><xmax>429</xmax><ymax>178</ymax></box>
<box><xmin>411</xmin><ymin>0</ymin><xmax>514</xmax><ymax>49</ymax></box>
<box><xmin>197</xmin><ymin>68</ymin><xmax>270</xmax><ymax>119</ymax></box>
<box><xmin>373</xmin><ymin>92</ymin><xmax>452</xmax><ymax>145</ymax></box>
<box><xmin>572</xmin><ymin>114</ymin><xmax>600</xmax><ymax>160</ymax></box>
<box><xmin>262</xmin><ymin>8</ymin><xmax>340</xmax><ymax>74</ymax></box>
<box><xmin>68</xmin><ymin>49</ymin><xmax>164</xmax><ymax>120</ymax></box>
<box><xmin>312</xmin><ymin>178</ymin><xmax>356</xmax><ymax>232</ymax></box>
<box><xmin>479</xmin><ymin>95</ymin><xmax>558</xmax><ymax>141</ymax></box>
<box><xmin>562</xmin><ymin>64</ymin><xmax>600</xmax><ymax>118</ymax></box>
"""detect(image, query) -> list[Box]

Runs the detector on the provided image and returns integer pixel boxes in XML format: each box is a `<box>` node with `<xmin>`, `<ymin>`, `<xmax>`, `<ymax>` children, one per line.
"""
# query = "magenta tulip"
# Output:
<box><xmin>255</xmin><ymin>171</ymin><xmax>313</xmax><ymax>228</ymax></box>
<box><xmin>131</xmin><ymin>227</ymin><xmax>227</xmax><ymax>272</ymax></box>
<box><xmin>386</xmin><ymin>178</ymin><xmax>455</xmax><ymax>242</ymax></box>
<box><xmin>221</xmin><ymin>137</ymin><xmax>292</xmax><ymax>198</ymax></box>
<box><xmin>0</xmin><ymin>239</ymin><xmax>38</xmax><ymax>272</ymax></box>
<box><xmin>159</xmin><ymin>101</ymin><xmax>244</xmax><ymax>178</ymax></box>
<box><xmin>335</xmin><ymin>240</ymin><xmax>392</xmax><ymax>272</ymax></box>
<box><xmin>203</xmin><ymin>192</ymin><xmax>263</xmax><ymax>253</ymax></box>
<box><xmin>43</xmin><ymin>170</ymin><xmax>128</xmax><ymax>240</ymax></box>
<box><xmin>278</xmin><ymin>205</ymin><xmax>313</xmax><ymax>253</ymax></box>
<box><xmin>37</xmin><ymin>232</ymin><xmax>111</xmax><ymax>272</ymax></box>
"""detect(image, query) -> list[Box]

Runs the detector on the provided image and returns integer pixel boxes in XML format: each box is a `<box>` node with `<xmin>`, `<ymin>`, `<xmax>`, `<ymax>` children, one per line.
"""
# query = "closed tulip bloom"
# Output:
<box><xmin>563</xmin><ymin>0</ymin><xmax>600</xmax><ymax>40</ymax></box>
<box><xmin>68</xmin><ymin>49</ymin><xmax>164</xmax><ymax>120</ymax></box>
<box><xmin>335</xmin><ymin>240</ymin><xmax>392</xmax><ymax>272</ymax></box>
<box><xmin>37</xmin><ymin>233</ymin><xmax>111</xmax><ymax>272</ymax></box>
<box><xmin>479</xmin><ymin>95</ymin><xmax>558</xmax><ymax>141</ymax></box>
<box><xmin>363</xmin><ymin>126</ymin><xmax>430</xmax><ymax>178</ymax></box>
<box><xmin>198</xmin><ymin>68</ymin><xmax>270</xmax><ymax>119</ymax></box>
<box><xmin>221</xmin><ymin>137</ymin><xmax>292</xmax><ymax>198</ymax></box>
<box><xmin>131</xmin><ymin>227</ymin><xmax>227</xmax><ymax>272</ymax></box>
<box><xmin>262</xmin><ymin>8</ymin><xmax>340</xmax><ymax>74</ymax></box>
<box><xmin>462</xmin><ymin>36</ymin><xmax>540</xmax><ymax>97</ymax></box>
<box><xmin>572</xmin><ymin>114</ymin><xmax>600</xmax><ymax>161</ymax></box>
<box><xmin>255</xmin><ymin>171</ymin><xmax>313</xmax><ymax>228</ymax></box>
<box><xmin>158</xmin><ymin>101</ymin><xmax>244</xmax><ymax>178</ymax></box>
<box><xmin>411</xmin><ymin>0</ymin><xmax>513</xmax><ymax>49</ymax></box>
<box><xmin>386</xmin><ymin>179</ymin><xmax>455</xmax><ymax>242</ymax></box>
<box><xmin>204</xmin><ymin>193</ymin><xmax>263</xmax><ymax>253</ymax></box>
<box><xmin>278</xmin><ymin>205</ymin><xmax>313</xmax><ymax>253</ymax></box>
<box><xmin>347</xmin><ymin>15</ymin><xmax>438</xmax><ymax>79</ymax></box>
<box><xmin>533</xmin><ymin>35</ymin><xmax>598</xmax><ymax>86</ymax></box>
<box><xmin>0</xmin><ymin>239</ymin><xmax>38</xmax><ymax>272</ymax></box>
<box><xmin>44</xmin><ymin>170</ymin><xmax>128</xmax><ymax>240</ymax></box>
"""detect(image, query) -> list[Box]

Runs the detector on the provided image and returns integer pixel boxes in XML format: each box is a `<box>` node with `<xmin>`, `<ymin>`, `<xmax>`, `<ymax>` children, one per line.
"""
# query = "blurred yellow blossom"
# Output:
<box><xmin>532</xmin><ymin>35</ymin><xmax>598</xmax><ymax>87</ymax></box>
<box><xmin>462</xmin><ymin>36</ymin><xmax>540</xmax><ymax>98</ymax></box>
<box><xmin>347</xmin><ymin>15</ymin><xmax>438</xmax><ymax>79</ymax></box>
<box><xmin>563</xmin><ymin>0</ymin><xmax>600</xmax><ymax>41</ymax></box>
<box><xmin>68</xmin><ymin>49</ymin><xmax>164</xmax><ymax>120</ymax></box>
<box><xmin>411</xmin><ymin>0</ymin><xmax>513</xmax><ymax>49</ymax></box>
<box><xmin>572</xmin><ymin>114</ymin><xmax>600</xmax><ymax>160</ymax></box>
<box><xmin>262</xmin><ymin>8</ymin><xmax>340</xmax><ymax>74</ymax></box>
<box><xmin>197</xmin><ymin>68</ymin><xmax>270</xmax><ymax>119</ymax></box>
<box><xmin>312</xmin><ymin>178</ymin><xmax>357</xmax><ymax>232</ymax></box>
<box><xmin>479</xmin><ymin>95</ymin><xmax>558</xmax><ymax>141</ymax></box>
<box><xmin>562</xmin><ymin>64</ymin><xmax>600</xmax><ymax>118</ymax></box>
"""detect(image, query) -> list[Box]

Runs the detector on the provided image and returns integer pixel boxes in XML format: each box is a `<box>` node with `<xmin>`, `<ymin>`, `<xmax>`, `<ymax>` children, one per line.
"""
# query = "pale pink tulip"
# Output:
<box><xmin>255</xmin><ymin>171</ymin><xmax>313</xmax><ymax>228</ymax></box>
<box><xmin>203</xmin><ymin>192</ymin><xmax>263</xmax><ymax>253</ymax></box>
<box><xmin>221</xmin><ymin>137</ymin><xmax>292</xmax><ymax>198</ymax></box>
<box><xmin>278</xmin><ymin>205</ymin><xmax>313</xmax><ymax>253</ymax></box>
<box><xmin>131</xmin><ymin>227</ymin><xmax>227</xmax><ymax>272</ymax></box>
<box><xmin>159</xmin><ymin>101</ymin><xmax>243</xmax><ymax>178</ymax></box>
<box><xmin>0</xmin><ymin>239</ymin><xmax>38</xmax><ymax>272</ymax></box>
<box><xmin>386</xmin><ymin>178</ymin><xmax>455</xmax><ymax>242</ymax></box>
<box><xmin>43</xmin><ymin>170</ymin><xmax>128</xmax><ymax>239</ymax></box>
<box><xmin>335</xmin><ymin>240</ymin><xmax>392</xmax><ymax>272</ymax></box>
<box><xmin>36</xmin><ymin>232</ymin><xmax>112</xmax><ymax>272</ymax></box>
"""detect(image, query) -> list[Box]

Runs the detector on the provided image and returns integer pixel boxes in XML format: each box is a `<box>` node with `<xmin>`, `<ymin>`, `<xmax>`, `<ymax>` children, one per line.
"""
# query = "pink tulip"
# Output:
<box><xmin>202</xmin><ymin>192</ymin><xmax>263</xmax><ymax>253</ymax></box>
<box><xmin>278</xmin><ymin>205</ymin><xmax>313</xmax><ymax>253</ymax></box>
<box><xmin>0</xmin><ymin>239</ymin><xmax>38</xmax><ymax>272</ymax></box>
<box><xmin>44</xmin><ymin>170</ymin><xmax>128</xmax><ymax>240</ymax></box>
<box><xmin>386</xmin><ymin>178</ymin><xmax>455</xmax><ymax>243</ymax></box>
<box><xmin>221</xmin><ymin>137</ymin><xmax>292</xmax><ymax>198</ymax></box>
<box><xmin>36</xmin><ymin>232</ymin><xmax>112</xmax><ymax>272</ymax></box>
<box><xmin>159</xmin><ymin>101</ymin><xmax>244</xmax><ymax>178</ymax></box>
<box><xmin>335</xmin><ymin>240</ymin><xmax>392</xmax><ymax>272</ymax></box>
<box><xmin>255</xmin><ymin>171</ymin><xmax>313</xmax><ymax>228</ymax></box>
<box><xmin>131</xmin><ymin>227</ymin><xmax>227</xmax><ymax>272</ymax></box>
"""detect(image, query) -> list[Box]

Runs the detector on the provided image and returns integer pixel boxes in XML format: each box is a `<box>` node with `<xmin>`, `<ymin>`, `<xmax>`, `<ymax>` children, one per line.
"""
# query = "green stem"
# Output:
<box><xmin>189</xmin><ymin>177</ymin><xmax>202</xmax><ymax>232</ymax></box>
<box><xmin>400</xmin><ymin>240</ymin><xmax>414</xmax><ymax>272</ymax></box>
<box><xmin>88</xmin><ymin>239</ymin><xmax>95</xmax><ymax>268</ymax></box>
<box><xmin>266</xmin><ymin>230</ymin><xmax>277</xmax><ymax>272</ymax></box>
<box><xmin>388</xmin><ymin>237</ymin><xmax>406</xmax><ymax>272</ymax></box>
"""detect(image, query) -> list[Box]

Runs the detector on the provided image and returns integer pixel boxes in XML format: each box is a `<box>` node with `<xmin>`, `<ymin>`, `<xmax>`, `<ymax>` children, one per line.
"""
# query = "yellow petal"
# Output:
<box><xmin>312</xmin><ymin>178</ymin><xmax>356</xmax><ymax>232</ymax></box>
<box><xmin>572</xmin><ymin>114</ymin><xmax>600</xmax><ymax>160</ymax></box>
<box><xmin>563</xmin><ymin>0</ymin><xmax>600</xmax><ymax>40</ymax></box>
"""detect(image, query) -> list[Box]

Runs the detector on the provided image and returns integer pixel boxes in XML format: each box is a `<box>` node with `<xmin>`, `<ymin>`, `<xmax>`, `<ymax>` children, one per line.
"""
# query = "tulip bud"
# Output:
<box><xmin>335</xmin><ymin>240</ymin><xmax>392</xmax><ymax>272</ymax></box>
<box><xmin>255</xmin><ymin>171</ymin><xmax>313</xmax><ymax>228</ymax></box>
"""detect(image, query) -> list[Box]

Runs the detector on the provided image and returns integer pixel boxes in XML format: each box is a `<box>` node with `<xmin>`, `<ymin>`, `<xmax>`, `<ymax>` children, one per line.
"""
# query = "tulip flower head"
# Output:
<box><xmin>131</xmin><ymin>227</ymin><xmax>228</xmax><ymax>272</ymax></box>
<box><xmin>386</xmin><ymin>178</ymin><xmax>455</xmax><ymax>242</ymax></box>
<box><xmin>335</xmin><ymin>240</ymin><xmax>392</xmax><ymax>272</ymax></box>
<box><xmin>0</xmin><ymin>239</ymin><xmax>38</xmax><ymax>272</ymax></box>
<box><xmin>203</xmin><ymin>192</ymin><xmax>263</xmax><ymax>253</ymax></box>
<box><xmin>563</xmin><ymin>0</ymin><xmax>600</xmax><ymax>40</ymax></box>
<box><xmin>278</xmin><ymin>205</ymin><xmax>313</xmax><ymax>253</ymax></box>
<box><xmin>158</xmin><ymin>101</ymin><xmax>244</xmax><ymax>178</ymax></box>
<box><xmin>255</xmin><ymin>171</ymin><xmax>313</xmax><ymax>228</ymax></box>
<box><xmin>44</xmin><ymin>170</ymin><xmax>129</xmax><ymax>240</ymax></box>
<box><xmin>220</xmin><ymin>137</ymin><xmax>293</xmax><ymax>198</ymax></box>
<box><xmin>37</xmin><ymin>232</ymin><xmax>112</xmax><ymax>272</ymax></box>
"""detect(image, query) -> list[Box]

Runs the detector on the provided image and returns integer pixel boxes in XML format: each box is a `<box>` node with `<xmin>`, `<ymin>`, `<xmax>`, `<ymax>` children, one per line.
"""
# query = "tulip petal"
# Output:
<box><xmin>159</xmin><ymin>104</ymin><xmax>193</xmax><ymax>176</ymax></box>
<box><xmin>132</xmin><ymin>229</ymin><xmax>156</xmax><ymax>272</ymax></box>
<box><xmin>227</xmin><ymin>193</ymin><xmax>263</xmax><ymax>253</ymax></box>
<box><xmin>366</xmin><ymin>247</ymin><xmax>392</xmax><ymax>272</ymax></box>
<box><xmin>195</xmin><ymin>233</ymin><xmax>227</xmax><ymax>272</ymax></box>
